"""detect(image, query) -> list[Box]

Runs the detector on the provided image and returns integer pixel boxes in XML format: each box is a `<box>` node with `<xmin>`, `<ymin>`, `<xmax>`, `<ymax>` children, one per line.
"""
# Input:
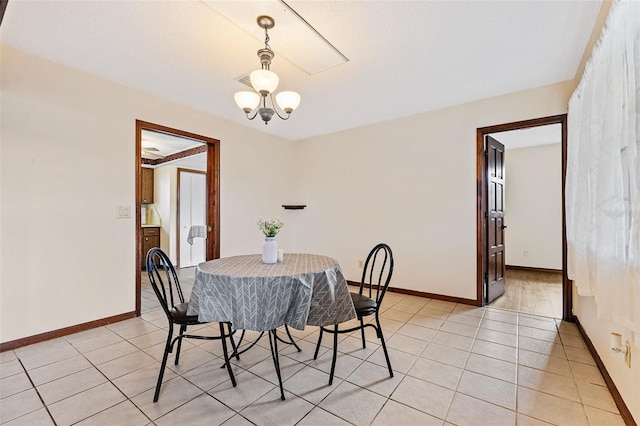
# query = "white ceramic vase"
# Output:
<box><xmin>262</xmin><ymin>237</ymin><xmax>278</xmax><ymax>264</ymax></box>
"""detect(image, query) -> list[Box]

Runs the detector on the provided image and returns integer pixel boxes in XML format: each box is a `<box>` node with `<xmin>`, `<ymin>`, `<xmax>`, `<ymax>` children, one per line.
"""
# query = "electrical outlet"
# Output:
<box><xmin>358</xmin><ymin>259</ymin><xmax>364</xmax><ymax>268</ymax></box>
<box><xmin>116</xmin><ymin>206</ymin><xmax>131</xmax><ymax>219</ymax></box>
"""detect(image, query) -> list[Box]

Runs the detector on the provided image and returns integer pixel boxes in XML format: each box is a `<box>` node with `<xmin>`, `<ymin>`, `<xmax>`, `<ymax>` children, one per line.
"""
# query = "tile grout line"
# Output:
<box><xmin>17</xmin><ymin>358</ymin><xmax>58</xmax><ymax>426</ymax></box>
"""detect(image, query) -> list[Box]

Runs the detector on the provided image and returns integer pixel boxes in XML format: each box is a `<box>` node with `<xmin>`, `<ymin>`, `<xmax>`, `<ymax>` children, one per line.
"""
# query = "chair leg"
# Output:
<box><xmin>329</xmin><ymin>324</ymin><xmax>338</xmax><ymax>386</ymax></box>
<box><xmin>154</xmin><ymin>327</ymin><xmax>173</xmax><ymax>402</ymax></box>
<box><xmin>228</xmin><ymin>324</ymin><xmax>240</xmax><ymax>361</ymax></box>
<box><xmin>174</xmin><ymin>324</ymin><xmax>187</xmax><ymax>365</ymax></box>
<box><xmin>219</xmin><ymin>323</ymin><xmax>237</xmax><ymax>387</ymax></box>
<box><xmin>376</xmin><ymin>317</ymin><xmax>393</xmax><ymax>378</ymax></box>
<box><xmin>359</xmin><ymin>318</ymin><xmax>366</xmax><ymax>349</ymax></box>
<box><xmin>313</xmin><ymin>327</ymin><xmax>324</xmax><ymax>360</ymax></box>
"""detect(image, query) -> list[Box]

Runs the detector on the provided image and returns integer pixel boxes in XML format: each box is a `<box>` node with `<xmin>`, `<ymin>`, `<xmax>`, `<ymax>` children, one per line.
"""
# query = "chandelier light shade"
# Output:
<box><xmin>234</xmin><ymin>15</ymin><xmax>301</xmax><ymax>125</ymax></box>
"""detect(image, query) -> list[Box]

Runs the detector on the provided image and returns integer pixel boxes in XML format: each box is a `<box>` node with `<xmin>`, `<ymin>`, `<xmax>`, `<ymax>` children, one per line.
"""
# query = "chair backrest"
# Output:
<box><xmin>359</xmin><ymin>243</ymin><xmax>394</xmax><ymax>305</ymax></box>
<box><xmin>146</xmin><ymin>248</ymin><xmax>184</xmax><ymax>320</ymax></box>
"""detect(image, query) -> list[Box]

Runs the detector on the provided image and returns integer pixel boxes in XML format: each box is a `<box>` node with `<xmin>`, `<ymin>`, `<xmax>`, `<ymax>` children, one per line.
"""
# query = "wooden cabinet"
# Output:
<box><xmin>141</xmin><ymin>227</ymin><xmax>160</xmax><ymax>269</ymax></box>
<box><xmin>141</xmin><ymin>167</ymin><xmax>154</xmax><ymax>204</ymax></box>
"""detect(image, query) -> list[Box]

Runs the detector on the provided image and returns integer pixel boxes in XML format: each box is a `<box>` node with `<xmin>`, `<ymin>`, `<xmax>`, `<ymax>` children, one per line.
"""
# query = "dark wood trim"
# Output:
<box><xmin>347</xmin><ymin>281</ymin><xmax>477</xmax><ymax>306</ymax></box>
<box><xmin>0</xmin><ymin>312</ymin><xmax>135</xmax><ymax>352</ymax></box>
<box><xmin>0</xmin><ymin>0</ymin><xmax>8</xmax><ymax>28</ymax></box>
<box><xmin>574</xmin><ymin>318</ymin><xmax>637</xmax><ymax>426</ymax></box>
<box><xmin>176</xmin><ymin>168</ymin><xmax>206</xmax><ymax>268</ymax></box>
<box><xmin>476</xmin><ymin>115</ymin><xmax>572</xmax><ymax>321</ymax></box>
<box><xmin>505</xmin><ymin>265</ymin><xmax>562</xmax><ymax>274</ymax></box>
<box><xmin>135</xmin><ymin>120</ymin><xmax>221</xmax><ymax>316</ymax></box>
<box><xmin>141</xmin><ymin>145</ymin><xmax>207</xmax><ymax>166</ymax></box>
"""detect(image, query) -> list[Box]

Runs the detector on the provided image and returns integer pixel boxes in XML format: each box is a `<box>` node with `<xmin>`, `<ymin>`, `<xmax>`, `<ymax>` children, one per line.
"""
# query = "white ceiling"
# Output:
<box><xmin>490</xmin><ymin>123</ymin><xmax>562</xmax><ymax>150</ymax></box>
<box><xmin>0</xmin><ymin>1</ymin><xmax>602</xmax><ymax>141</ymax></box>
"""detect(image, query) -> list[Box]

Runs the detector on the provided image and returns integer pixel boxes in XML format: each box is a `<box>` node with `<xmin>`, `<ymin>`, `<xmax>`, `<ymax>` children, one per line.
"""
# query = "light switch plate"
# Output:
<box><xmin>117</xmin><ymin>206</ymin><xmax>131</xmax><ymax>219</ymax></box>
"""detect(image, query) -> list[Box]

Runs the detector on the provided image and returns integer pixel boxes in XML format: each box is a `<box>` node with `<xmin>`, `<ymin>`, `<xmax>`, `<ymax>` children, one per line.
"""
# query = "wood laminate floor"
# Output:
<box><xmin>489</xmin><ymin>267</ymin><xmax>563</xmax><ymax>319</ymax></box>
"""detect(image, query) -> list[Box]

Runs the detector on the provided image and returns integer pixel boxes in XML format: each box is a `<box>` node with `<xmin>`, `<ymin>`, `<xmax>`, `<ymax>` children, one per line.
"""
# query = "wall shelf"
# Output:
<box><xmin>282</xmin><ymin>205</ymin><xmax>306</xmax><ymax>210</ymax></box>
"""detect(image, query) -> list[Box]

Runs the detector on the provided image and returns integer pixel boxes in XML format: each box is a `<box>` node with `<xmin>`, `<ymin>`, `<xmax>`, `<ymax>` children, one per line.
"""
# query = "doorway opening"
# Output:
<box><xmin>135</xmin><ymin>120</ymin><xmax>220</xmax><ymax>316</ymax></box>
<box><xmin>476</xmin><ymin>114</ymin><xmax>572</xmax><ymax>321</ymax></box>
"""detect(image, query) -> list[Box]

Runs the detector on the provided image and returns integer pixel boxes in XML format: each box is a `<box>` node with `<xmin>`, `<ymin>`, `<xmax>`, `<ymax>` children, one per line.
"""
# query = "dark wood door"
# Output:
<box><xmin>486</xmin><ymin>135</ymin><xmax>506</xmax><ymax>303</ymax></box>
<box><xmin>141</xmin><ymin>167</ymin><xmax>154</xmax><ymax>204</ymax></box>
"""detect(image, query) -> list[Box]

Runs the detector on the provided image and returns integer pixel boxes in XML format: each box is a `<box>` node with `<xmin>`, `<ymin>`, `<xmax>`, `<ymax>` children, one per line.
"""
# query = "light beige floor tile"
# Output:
<box><xmin>431</xmin><ymin>331</ymin><xmax>475</xmax><ymax>351</ymax></box>
<box><xmin>557</xmin><ymin>321</ymin><xmax>582</xmax><ymax>336</ymax></box>
<box><xmin>451</xmin><ymin>305</ymin><xmax>485</xmax><ymax>318</ymax></box>
<box><xmin>518</xmin><ymin>326</ymin><xmax>561</xmax><ymax>343</ymax></box>
<box><xmin>335</xmin><ymin>335</ymin><xmax>380</xmax><ymax>359</ymax></box>
<box><xmin>476</xmin><ymin>328</ymin><xmax>517</xmax><ymax>347</ymax></box>
<box><xmin>518</xmin><ymin>336</ymin><xmax>566</xmax><ymax>358</ymax></box>
<box><xmin>375</xmin><ymin>317</ymin><xmax>405</xmax><ymax>333</ymax></box>
<box><xmin>319</xmin><ymin>380</ymin><xmax>387</xmax><ymax>425</ymax></box>
<box><xmin>426</xmin><ymin>300</ymin><xmax>457</xmax><ymax>313</ymax></box>
<box><xmin>248</xmin><ymin>353</ymin><xmax>305</xmax><ymax>386</ymax></box>
<box><xmin>75</xmin><ymin>400</ymin><xmax>150</xmax><ymax>426</ymax></box>
<box><xmin>297</xmin><ymin>407</ymin><xmax>351</xmax><ymax>426</ymax></box>
<box><xmin>390</xmin><ymin>302</ymin><xmax>425</xmax><ymax>314</ymax></box>
<box><xmin>27</xmin><ymin>355</ymin><xmax>92</xmax><ymax>386</ymax></box>
<box><xmin>131</xmin><ymin>376</ymin><xmax>205</xmax><ymax>420</ymax></box>
<box><xmin>345</xmin><ymin>361</ymin><xmax>402</xmax><ymax>397</ymax></box>
<box><xmin>48</xmin><ymin>382</ymin><xmax>126</xmax><ymax>426</ymax></box>
<box><xmin>181</xmin><ymin>358</ymin><xmax>236</xmax><ymax>392</ymax></box>
<box><xmin>107</xmin><ymin>318</ymin><xmax>161</xmax><ymax>340</ymax></box>
<box><xmin>408</xmin><ymin>314</ymin><xmax>445</xmax><ymax>330</ymax></box>
<box><xmin>465</xmin><ymin>353</ymin><xmax>516</xmax><ymax>383</ymax></box>
<box><xmin>421</xmin><ymin>343</ymin><xmax>469</xmax><ymax>368</ymax></box>
<box><xmin>208</xmin><ymin>371</ymin><xmax>275</xmax><ymax>412</ymax></box>
<box><xmin>583</xmin><ymin>405</ymin><xmax>626</xmax><ymax>426</ymax></box>
<box><xmin>456</xmin><ymin>370</ymin><xmax>516</xmax><ymax>410</ymax></box>
<box><xmin>564</xmin><ymin>346</ymin><xmax>596</xmax><ymax>365</ymax></box>
<box><xmin>0</xmin><ymin>351</ymin><xmax>17</xmax><ymax>363</ymax></box>
<box><xmin>282</xmin><ymin>365</ymin><xmax>339</xmax><ymax>404</ymax></box>
<box><xmin>15</xmin><ymin>339</ymin><xmax>79</xmax><ymax>371</ymax></box>
<box><xmin>367</xmin><ymin>346</ymin><xmax>418</xmax><ymax>374</ymax></box>
<box><xmin>576</xmin><ymin>381</ymin><xmax>619</xmax><ymax>413</ymax></box>
<box><xmin>396</xmin><ymin>323</ymin><xmax>437</xmax><ymax>342</ymax></box>
<box><xmin>230</xmin><ymin>343</ymin><xmax>272</xmax><ymax>369</ymax></box>
<box><xmin>70</xmin><ymin>331</ymin><xmax>124</xmax><ymax>353</ymax></box>
<box><xmin>517</xmin><ymin>386</ymin><xmax>588</xmax><ymax>426</ymax></box>
<box><xmin>380</xmin><ymin>308</ymin><xmax>415</xmax><ymax>322</ymax></box>
<box><xmin>518</xmin><ymin>349</ymin><xmax>572</xmax><ymax>377</ymax></box>
<box><xmin>0</xmin><ymin>371</ymin><xmax>32</xmax><ymax>399</ymax></box>
<box><xmin>570</xmin><ymin>361</ymin><xmax>606</xmax><ymax>386</ymax></box>
<box><xmin>416</xmin><ymin>306</ymin><xmax>451</xmax><ymax>320</ymax></box>
<box><xmin>313</xmin><ymin>349</ymin><xmax>364</xmax><ymax>380</ymax></box>
<box><xmin>391</xmin><ymin>375</ymin><xmax>454</xmax><ymax>419</ymax></box>
<box><xmin>0</xmin><ymin>388</ymin><xmax>43</xmax><ymax>423</ymax></box>
<box><xmin>481</xmin><ymin>318</ymin><xmax>518</xmax><ymax>334</ymax></box>
<box><xmin>128</xmin><ymin>329</ymin><xmax>169</xmax><ymax>350</ymax></box>
<box><xmin>112</xmin><ymin>363</ymin><xmax>177</xmax><ymax>398</ymax></box>
<box><xmin>241</xmin><ymin>388</ymin><xmax>314</xmax><ymax>426</ymax></box>
<box><xmin>516</xmin><ymin>413</ymin><xmax>554</xmax><ymax>425</ymax></box>
<box><xmin>372</xmin><ymin>399</ymin><xmax>443</xmax><ymax>426</ymax></box>
<box><xmin>447</xmin><ymin>312</ymin><xmax>483</xmax><ymax>327</ymax></box>
<box><xmin>471</xmin><ymin>339</ymin><xmax>517</xmax><ymax>363</ymax></box>
<box><xmin>63</xmin><ymin>327</ymin><xmax>118</xmax><ymax>345</ymax></box>
<box><xmin>166</xmin><ymin>346</ymin><xmax>219</xmax><ymax>374</ymax></box>
<box><xmin>154</xmin><ymin>393</ymin><xmax>235</xmax><ymax>426</ymax></box>
<box><xmin>97</xmin><ymin>350</ymin><xmax>157</xmax><ymax>380</ymax></box>
<box><xmin>446</xmin><ymin>392</ymin><xmax>515</xmax><ymax>426</ymax></box>
<box><xmin>144</xmin><ymin>339</ymin><xmax>196</xmax><ymax>362</ymax></box>
<box><xmin>0</xmin><ymin>360</ymin><xmax>22</xmax><ymax>379</ymax></box>
<box><xmin>37</xmin><ymin>367</ymin><xmax>107</xmax><ymax>405</ymax></box>
<box><xmin>483</xmin><ymin>310</ymin><xmax>518</xmax><ymax>324</ymax></box>
<box><xmin>519</xmin><ymin>316</ymin><xmax>558</xmax><ymax>331</ymax></box>
<box><xmin>407</xmin><ymin>357</ymin><xmax>462</xmax><ymax>390</ymax></box>
<box><xmin>84</xmin><ymin>341</ymin><xmax>139</xmax><ymax>365</ymax></box>
<box><xmin>385</xmin><ymin>333</ymin><xmax>429</xmax><ymax>356</ymax></box>
<box><xmin>1</xmin><ymin>408</ymin><xmax>54</xmax><ymax>426</ymax></box>
<box><xmin>517</xmin><ymin>365</ymin><xmax>580</xmax><ymax>401</ymax></box>
<box><xmin>560</xmin><ymin>333</ymin><xmax>588</xmax><ymax>349</ymax></box>
<box><xmin>439</xmin><ymin>321</ymin><xmax>478</xmax><ymax>338</ymax></box>
<box><xmin>281</xmin><ymin>339</ymin><xmax>328</xmax><ymax>364</ymax></box>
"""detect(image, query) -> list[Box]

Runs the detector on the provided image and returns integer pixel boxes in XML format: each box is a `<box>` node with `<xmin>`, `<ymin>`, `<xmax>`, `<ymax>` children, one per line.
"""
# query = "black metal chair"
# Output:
<box><xmin>314</xmin><ymin>243</ymin><xmax>394</xmax><ymax>384</ymax></box>
<box><xmin>146</xmin><ymin>248</ymin><xmax>237</xmax><ymax>402</ymax></box>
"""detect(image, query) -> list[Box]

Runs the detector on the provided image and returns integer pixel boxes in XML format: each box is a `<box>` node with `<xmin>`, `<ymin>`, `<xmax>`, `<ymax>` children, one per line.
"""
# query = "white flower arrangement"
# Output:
<box><xmin>257</xmin><ymin>216</ymin><xmax>285</xmax><ymax>238</ymax></box>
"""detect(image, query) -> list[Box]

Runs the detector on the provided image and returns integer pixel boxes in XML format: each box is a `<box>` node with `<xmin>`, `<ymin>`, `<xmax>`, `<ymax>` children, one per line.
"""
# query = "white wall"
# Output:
<box><xmin>504</xmin><ymin>143</ymin><xmax>562</xmax><ymax>269</ymax></box>
<box><xmin>154</xmin><ymin>165</ymin><xmax>177</xmax><ymax>263</ymax></box>
<box><xmin>0</xmin><ymin>46</ymin><xmax>295</xmax><ymax>342</ymax></box>
<box><xmin>292</xmin><ymin>82</ymin><xmax>573</xmax><ymax>300</ymax></box>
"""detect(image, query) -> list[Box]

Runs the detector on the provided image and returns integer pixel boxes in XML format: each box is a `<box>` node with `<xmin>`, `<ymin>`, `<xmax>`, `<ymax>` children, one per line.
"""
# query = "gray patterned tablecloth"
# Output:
<box><xmin>187</xmin><ymin>254</ymin><xmax>356</xmax><ymax>331</ymax></box>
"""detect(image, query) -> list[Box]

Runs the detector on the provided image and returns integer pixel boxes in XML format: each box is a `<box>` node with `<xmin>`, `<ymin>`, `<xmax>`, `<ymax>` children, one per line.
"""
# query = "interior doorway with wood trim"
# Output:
<box><xmin>476</xmin><ymin>114</ymin><xmax>572</xmax><ymax>321</ymax></box>
<box><xmin>135</xmin><ymin>120</ymin><xmax>220</xmax><ymax>316</ymax></box>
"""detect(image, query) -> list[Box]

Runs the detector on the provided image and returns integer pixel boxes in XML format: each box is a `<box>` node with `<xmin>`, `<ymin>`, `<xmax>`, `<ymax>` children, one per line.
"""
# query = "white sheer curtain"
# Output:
<box><xmin>566</xmin><ymin>0</ymin><xmax>640</xmax><ymax>346</ymax></box>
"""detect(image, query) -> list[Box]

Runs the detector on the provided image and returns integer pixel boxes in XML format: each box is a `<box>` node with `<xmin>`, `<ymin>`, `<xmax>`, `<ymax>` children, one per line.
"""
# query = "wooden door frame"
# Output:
<box><xmin>176</xmin><ymin>167</ymin><xmax>206</xmax><ymax>269</ymax></box>
<box><xmin>135</xmin><ymin>120</ymin><xmax>220</xmax><ymax>316</ymax></box>
<box><xmin>475</xmin><ymin>114</ymin><xmax>572</xmax><ymax>321</ymax></box>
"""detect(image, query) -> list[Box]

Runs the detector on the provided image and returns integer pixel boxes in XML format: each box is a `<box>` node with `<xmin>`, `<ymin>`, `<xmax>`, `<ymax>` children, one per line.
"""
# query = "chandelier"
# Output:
<box><xmin>234</xmin><ymin>15</ymin><xmax>301</xmax><ymax>125</ymax></box>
